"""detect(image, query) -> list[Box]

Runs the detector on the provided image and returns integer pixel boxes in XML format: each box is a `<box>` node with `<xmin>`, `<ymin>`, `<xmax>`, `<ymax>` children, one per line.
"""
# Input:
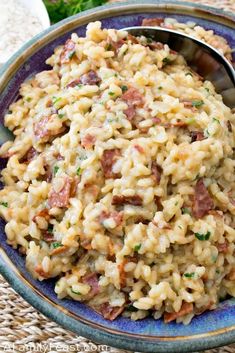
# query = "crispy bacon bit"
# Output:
<box><xmin>81</xmin><ymin>239</ymin><xmax>92</xmax><ymax>250</ymax></box>
<box><xmin>67</xmin><ymin>79</ymin><xmax>81</xmax><ymax>88</ymax></box>
<box><xmin>192</xmin><ymin>178</ymin><xmax>214</xmax><ymax>219</ymax></box>
<box><xmin>153</xmin><ymin>117</ymin><xmax>161</xmax><ymax>124</ymax></box>
<box><xmin>35</xmin><ymin>265</ymin><xmax>49</xmax><ymax>278</ymax></box>
<box><xmin>98</xmin><ymin>303</ymin><xmax>125</xmax><ymax>321</ymax></box>
<box><xmin>154</xmin><ymin>196</ymin><xmax>163</xmax><ymax>210</ymax></box>
<box><xmin>148</xmin><ymin>41</ymin><xmax>164</xmax><ymax>50</ymax></box>
<box><xmin>134</xmin><ymin>145</ymin><xmax>144</xmax><ymax>153</ymax></box>
<box><xmin>227</xmin><ymin>120</ymin><xmax>232</xmax><ymax>132</ymax></box>
<box><xmin>118</xmin><ymin>260</ymin><xmax>127</xmax><ymax>287</ymax></box>
<box><xmin>151</xmin><ymin>161</ymin><xmax>162</xmax><ymax>184</ymax></box>
<box><xmin>79</xmin><ymin>70</ymin><xmax>101</xmax><ymax>85</ymax></box>
<box><xmin>171</xmin><ymin>121</ymin><xmax>187</xmax><ymax>127</ymax></box>
<box><xmin>81</xmin><ymin>134</ymin><xmax>96</xmax><ymax>149</ymax></box>
<box><xmin>190</xmin><ymin>131</ymin><xmax>205</xmax><ymax>142</ymax></box>
<box><xmin>20</xmin><ymin>147</ymin><xmax>38</xmax><ymax>163</ymax></box>
<box><xmin>60</xmin><ymin>39</ymin><xmax>76</xmax><ymax>64</ymax></box>
<box><xmin>107</xmin><ymin>38</ymin><xmax>125</xmax><ymax>53</ymax></box>
<box><xmin>99</xmin><ymin>210</ymin><xmax>123</xmax><ymax>227</ymax></box>
<box><xmin>82</xmin><ymin>273</ymin><xmax>99</xmax><ymax>299</ymax></box>
<box><xmin>101</xmin><ymin>149</ymin><xmax>121</xmax><ymax>179</ymax></box>
<box><xmin>34</xmin><ymin>116</ymin><xmax>65</xmax><ymax>142</ymax></box>
<box><xmin>142</xmin><ymin>18</ymin><xmax>164</xmax><ymax>27</ymax></box>
<box><xmin>42</xmin><ymin>230</ymin><xmax>54</xmax><ymax>243</ymax></box>
<box><xmin>50</xmin><ymin>245</ymin><xmax>68</xmax><ymax>256</ymax></box>
<box><xmin>127</xmin><ymin>34</ymin><xmax>139</xmax><ymax>44</ymax></box>
<box><xmin>112</xmin><ymin>195</ymin><xmax>143</xmax><ymax>206</ymax></box>
<box><xmin>180</xmin><ymin>99</ymin><xmax>197</xmax><ymax>111</ymax></box>
<box><xmin>164</xmin><ymin>302</ymin><xmax>193</xmax><ymax>323</ymax></box>
<box><xmin>227</xmin><ymin>268</ymin><xmax>235</xmax><ymax>281</ymax></box>
<box><xmin>122</xmin><ymin>87</ymin><xmax>144</xmax><ymax>122</ymax></box>
<box><xmin>217</xmin><ymin>241</ymin><xmax>229</xmax><ymax>253</ymax></box>
<box><xmin>48</xmin><ymin>176</ymin><xmax>73</xmax><ymax>208</ymax></box>
<box><xmin>32</xmin><ymin>208</ymin><xmax>50</xmax><ymax>223</ymax></box>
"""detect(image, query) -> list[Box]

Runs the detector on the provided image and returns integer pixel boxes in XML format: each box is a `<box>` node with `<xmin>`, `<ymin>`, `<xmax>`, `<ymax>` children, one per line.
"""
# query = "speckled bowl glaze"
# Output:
<box><xmin>0</xmin><ymin>1</ymin><xmax>234</xmax><ymax>352</ymax></box>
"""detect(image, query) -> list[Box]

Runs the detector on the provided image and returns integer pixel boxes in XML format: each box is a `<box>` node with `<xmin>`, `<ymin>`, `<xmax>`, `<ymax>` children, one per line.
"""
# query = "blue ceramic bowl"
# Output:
<box><xmin>0</xmin><ymin>1</ymin><xmax>234</xmax><ymax>352</ymax></box>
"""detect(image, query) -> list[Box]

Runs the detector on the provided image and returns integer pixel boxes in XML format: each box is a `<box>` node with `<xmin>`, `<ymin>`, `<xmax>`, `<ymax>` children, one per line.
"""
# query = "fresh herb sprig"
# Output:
<box><xmin>43</xmin><ymin>0</ymin><xmax>108</xmax><ymax>23</ymax></box>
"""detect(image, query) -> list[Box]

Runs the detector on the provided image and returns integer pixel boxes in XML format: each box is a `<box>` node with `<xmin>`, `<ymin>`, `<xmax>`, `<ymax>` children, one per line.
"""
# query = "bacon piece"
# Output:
<box><xmin>81</xmin><ymin>239</ymin><xmax>92</xmax><ymax>250</ymax></box>
<box><xmin>101</xmin><ymin>149</ymin><xmax>121</xmax><ymax>179</ymax></box>
<box><xmin>142</xmin><ymin>18</ymin><xmax>164</xmax><ymax>27</ymax></box>
<box><xmin>42</xmin><ymin>230</ymin><xmax>54</xmax><ymax>243</ymax></box>
<box><xmin>217</xmin><ymin>240</ymin><xmax>229</xmax><ymax>253</ymax></box>
<box><xmin>180</xmin><ymin>99</ymin><xmax>197</xmax><ymax>111</ymax></box>
<box><xmin>151</xmin><ymin>161</ymin><xmax>162</xmax><ymax>184</ymax></box>
<box><xmin>164</xmin><ymin>302</ymin><xmax>193</xmax><ymax>323</ymax></box>
<box><xmin>192</xmin><ymin>179</ymin><xmax>214</xmax><ymax>219</ymax></box>
<box><xmin>79</xmin><ymin>70</ymin><xmax>101</xmax><ymax>85</ymax></box>
<box><xmin>171</xmin><ymin>121</ymin><xmax>187</xmax><ymax>127</ymax></box>
<box><xmin>134</xmin><ymin>145</ymin><xmax>144</xmax><ymax>153</ymax></box>
<box><xmin>190</xmin><ymin>131</ymin><xmax>205</xmax><ymax>142</ymax></box>
<box><xmin>32</xmin><ymin>208</ymin><xmax>50</xmax><ymax>223</ymax></box>
<box><xmin>19</xmin><ymin>147</ymin><xmax>38</xmax><ymax>163</ymax></box>
<box><xmin>35</xmin><ymin>265</ymin><xmax>50</xmax><ymax>279</ymax></box>
<box><xmin>82</xmin><ymin>273</ymin><xmax>99</xmax><ymax>299</ymax></box>
<box><xmin>112</xmin><ymin>195</ymin><xmax>143</xmax><ymax>206</ymax></box>
<box><xmin>227</xmin><ymin>120</ymin><xmax>232</xmax><ymax>132</ymax></box>
<box><xmin>50</xmin><ymin>245</ymin><xmax>68</xmax><ymax>256</ymax></box>
<box><xmin>122</xmin><ymin>87</ymin><xmax>144</xmax><ymax>122</ymax></box>
<box><xmin>148</xmin><ymin>41</ymin><xmax>164</xmax><ymax>50</ymax></box>
<box><xmin>66</xmin><ymin>79</ymin><xmax>81</xmax><ymax>88</ymax></box>
<box><xmin>98</xmin><ymin>303</ymin><xmax>125</xmax><ymax>321</ymax></box>
<box><xmin>60</xmin><ymin>39</ymin><xmax>76</xmax><ymax>64</ymax></box>
<box><xmin>127</xmin><ymin>34</ymin><xmax>139</xmax><ymax>44</ymax></box>
<box><xmin>107</xmin><ymin>38</ymin><xmax>125</xmax><ymax>53</ymax></box>
<box><xmin>99</xmin><ymin>210</ymin><xmax>123</xmax><ymax>227</ymax></box>
<box><xmin>152</xmin><ymin>117</ymin><xmax>161</xmax><ymax>124</ymax></box>
<box><xmin>81</xmin><ymin>134</ymin><xmax>96</xmax><ymax>149</ymax></box>
<box><xmin>48</xmin><ymin>176</ymin><xmax>73</xmax><ymax>208</ymax></box>
<box><xmin>123</xmin><ymin>106</ymin><xmax>136</xmax><ymax>121</ymax></box>
<box><xmin>34</xmin><ymin>116</ymin><xmax>65</xmax><ymax>142</ymax></box>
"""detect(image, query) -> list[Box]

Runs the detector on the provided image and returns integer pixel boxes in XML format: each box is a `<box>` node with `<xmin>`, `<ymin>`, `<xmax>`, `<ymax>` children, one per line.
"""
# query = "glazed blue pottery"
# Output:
<box><xmin>0</xmin><ymin>1</ymin><xmax>234</xmax><ymax>352</ymax></box>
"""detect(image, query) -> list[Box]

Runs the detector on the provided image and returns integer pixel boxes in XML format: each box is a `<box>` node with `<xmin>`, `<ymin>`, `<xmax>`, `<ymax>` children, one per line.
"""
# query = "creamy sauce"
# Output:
<box><xmin>0</xmin><ymin>0</ymin><xmax>43</xmax><ymax>64</ymax></box>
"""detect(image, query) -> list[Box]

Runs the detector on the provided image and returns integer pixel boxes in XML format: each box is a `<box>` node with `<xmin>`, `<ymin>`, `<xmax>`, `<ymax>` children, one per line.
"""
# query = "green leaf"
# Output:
<box><xmin>121</xmin><ymin>85</ymin><xmax>128</xmax><ymax>93</ymax></box>
<box><xmin>53</xmin><ymin>165</ymin><xmax>59</xmax><ymax>176</ymax></box>
<box><xmin>212</xmin><ymin>117</ymin><xmax>220</xmax><ymax>124</ymax></box>
<box><xmin>134</xmin><ymin>243</ymin><xmax>141</xmax><ymax>252</ymax></box>
<box><xmin>58</xmin><ymin>113</ymin><xmax>65</xmax><ymax>119</ymax></box>
<box><xmin>126</xmin><ymin>304</ymin><xmax>138</xmax><ymax>312</ymax></box>
<box><xmin>163</xmin><ymin>57</ymin><xmax>171</xmax><ymax>64</ymax></box>
<box><xmin>71</xmin><ymin>288</ymin><xmax>81</xmax><ymax>295</ymax></box>
<box><xmin>68</xmin><ymin>51</ymin><xmax>75</xmax><ymax>59</ymax></box>
<box><xmin>108</xmin><ymin>91</ymin><xmax>115</xmax><ymax>96</ymax></box>
<box><xmin>0</xmin><ymin>202</ymin><xmax>8</xmax><ymax>208</ymax></box>
<box><xmin>158</xmin><ymin>86</ymin><xmax>163</xmax><ymax>90</ymax></box>
<box><xmin>52</xmin><ymin>242</ymin><xmax>62</xmax><ymax>249</ymax></box>
<box><xmin>195</xmin><ymin>231</ymin><xmax>211</xmax><ymax>241</ymax></box>
<box><xmin>182</xmin><ymin>207</ymin><xmax>191</xmax><ymax>215</ymax></box>
<box><xmin>43</xmin><ymin>0</ymin><xmax>108</xmax><ymax>24</ymax></box>
<box><xmin>26</xmin><ymin>97</ymin><xmax>32</xmax><ymax>102</ymax></box>
<box><xmin>76</xmin><ymin>167</ymin><xmax>82</xmax><ymax>175</ymax></box>
<box><xmin>192</xmin><ymin>100</ymin><xmax>204</xmax><ymax>108</ymax></box>
<box><xmin>52</xmin><ymin>96</ymin><xmax>61</xmax><ymax>105</ymax></box>
<box><xmin>105</xmin><ymin>43</ymin><xmax>113</xmax><ymax>51</ymax></box>
<box><xmin>184</xmin><ymin>272</ymin><xmax>195</xmax><ymax>278</ymax></box>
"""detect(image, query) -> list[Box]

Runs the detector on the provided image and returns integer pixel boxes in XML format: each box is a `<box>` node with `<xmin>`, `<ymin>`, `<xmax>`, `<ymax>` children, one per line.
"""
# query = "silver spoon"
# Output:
<box><xmin>122</xmin><ymin>26</ymin><xmax>235</xmax><ymax>109</ymax></box>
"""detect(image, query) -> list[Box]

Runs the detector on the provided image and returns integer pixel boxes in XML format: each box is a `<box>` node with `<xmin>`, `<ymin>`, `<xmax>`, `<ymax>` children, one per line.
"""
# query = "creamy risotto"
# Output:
<box><xmin>0</xmin><ymin>21</ymin><xmax>235</xmax><ymax>324</ymax></box>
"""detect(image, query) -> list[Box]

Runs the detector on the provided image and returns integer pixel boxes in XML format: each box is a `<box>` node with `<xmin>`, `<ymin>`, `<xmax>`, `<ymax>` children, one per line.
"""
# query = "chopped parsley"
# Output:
<box><xmin>53</xmin><ymin>165</ymin><xmax>59</xmax><ymax>176</ymax></box>
<box><xmin>204</xmin><ymin>128</ymin><xmax>210</xmax><ymax>137</ymax></box>
<box><xmin>205</xmin><ymin>87</ymin><xmax>210</xmax><ymax>93</ymax></box>
<box><xmin>158</xmin><ymin>86</ymin><xmax>163</xmax><ymax>90</ymax></box>
<box><xmin>182</xmin><ymin>207</ymin><xmax>191</xmax><ymax>215</ymax></box>
<box><xmin>52</xmin><ymin>96</ymin><xmax>61</xmax><ymax>105</ymax></box>
<box><xmin>184</xmin><ymin>272</ymin><xmax>195</xmax><ymax>278</ymax></box>
<box><xmin>26</xmin><ymin>97</ymin><xmax>32</xmax><ymax>102</ymax></box>
<box><xmin>174</xmin><ymin>201</ymin><xmax>178</xmax><ymax>206</ymax></box>
<box><xmin>58</xmin><ymin>113</ymin><xmax>65</xmax><ymax>119</ymax></box>
<box><xmin>163</xmin><ymin>57</ymin><xmax>171</xmax><ymax>64</ymax></box>
<box><xmin>212</xmin><ymin>117</ymin><xmax>220</xmax><ymax>124</ymax></box>
<box><xmin>126</xmin><ymin>304</ymin><xmax>138</xmax><ymax>312</ymax></box>
<box><xmin>52</xmin><ymin>242</ymin><xmax>62</xmax><ymax>249</ymax></box>
<box><xmin>68</xmin><ymin>51</ymin><xmax>75</xmax><ymax>59</ymax></box>
<box><xmin>105</xmin><ymin>43</ymin><xmax>113</xmax><ymax>51</ymax></box>
<box><xmin>77</xmin><ymin>83</ymin><xmax>83</xmax><ymax>88</ymax></box>
<box><xmin>121</xmin><ymin>85</ymin><xmax>128</xmax><ymax>93</ymax></box>
<box><xmin>134</xmin><ymin>243</ymin><xmax>141</xmax><ymax>252</ymax></box>
<box><xmin>195</xmin><ymin>231</ymin><xmax>211</xmax><ymax>241</ymax></box>
<box><xmin>71</xmin><ymin>288</ymin><xmax>81</xmax><ymax>295</ymax></box>
<box><xmin>108</xmin><ymin>91</ymin><xmax>115</xmax><ymax>96</ymax></box>
<box><xmin>0</xmin><ymin>202</ymin><xmax>8</xmax><ymax>208</ymax></box>
<box><xmin>47</xmin><ymin>225</ymin><xmax>54</xmax><ymax>233</ymax></box>
<box><xmin>76</xmin><ymin>167</ymin><xmax>82</xmax><ymax>175</ymax></box>
<box><xmin>192</xmin><ymin>100</ymin><xmax>204</xmax><ymax>108</ymax></box>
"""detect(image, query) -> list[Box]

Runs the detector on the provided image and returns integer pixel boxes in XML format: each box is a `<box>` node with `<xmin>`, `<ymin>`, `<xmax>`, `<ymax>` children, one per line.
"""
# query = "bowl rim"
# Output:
<box><xmin>0</xmin><ymin>1</ymin><xmax>234</xmax><ymax>352</ymax></box>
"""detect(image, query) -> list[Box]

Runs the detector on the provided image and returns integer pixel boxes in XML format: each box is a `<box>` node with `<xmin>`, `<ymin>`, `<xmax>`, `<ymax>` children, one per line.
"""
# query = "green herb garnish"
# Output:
<box><xmin>52</xmin><ymin>242</ymin><xmax>62</xmax><ymax>249</ymax></box>
<box><xmin>146</xmin><ymin>37</ymin><xmax>153</xmax><ymax>44</ymax></box>
<box><xmin>192</xmin><ymin>100</ymin><xmax>204</xmax><ymax>108</ymax></box>
<box><xmin>195</xmin><ymin>231</ymin><xmax>211</xmax><ymax>241</ymax></box>
<box><xmin>58</xmin><ymin>113</ymin><xmax>65</xmax><ymax>119</ymax></box>
<box><xmin>52</xmin><ymin>96</ymin><xmax>61</xmax><ymax>105</ymax></box>
<box><xmin>105</xmin><ymin>43</ymin><xmax>113</xmax><ymax>51</ymax></box>
<box><xmin>43</xmin><ymin>0</ymin><xmax>108</xmax><ymax>23</ymax></box>
<box><xmin>163</xmin><ymin>57</ymin><xmax>171</xmax><ymax>64</ymax></box>
<box><xmin>71</xmin><ymin>288</ymin><xmax>81</xmax><ymax>295</ymax></box>
<box><xmin>26</xmin><ymin>97</ymin><xmax>32</xmax><ymax>102</ymax></box>
<box><xmin>0</xmin><ymin>202</ymin><xmax>8</xmax><ymax>208</ymax></box>
<box><xmin>204</xmin><ymin>128</ymin><xmax>210</xmax><ymax>137</ymax></box>
<box><xmin>53</xmin><ymin>165</ymin><xmax>59</xmax><ymax>175</ymax></box>
<box><xmin>76</xmin><ymin>167</ymin><xmax>82</xmax><ymax>175</ymax></box>
<box><xmin>184</xmin><ymin>272</ymin><xmax>195</xmax><ymax>278</ymax></box>
<box><xmin>126</xmin><ymin>304</ymin><xmax>138</xmax><ymax>312</ymax></box>
<box><xmin>121</xmin><ymin>85</ymin><xmax>128</xmax><ymax>93</ymax></box>
<box><xmin>182</xmin><ymin>207</ymin><xmax>191</xmax><ymax>215</ymax></box>
<box><xmin>158</xmin><ymin>86</ymin><xmax>163</xmax><ymax>90</ymax></box>
<box><xmin>212</xmin><ymin>117</ymin><xmax>220</xmax><ymax>124</ymax></box>
<box><xmin>134</xmin><ymin>243</ymin><xmax>141</xmax><ymax>252</ymax></box>
<box><xmin>205</xmin><ymin>87</ymin><xmax>210</xmax><ymax>93</ymax></box>
<box><xmin>108</xmin><ymin>91</ymin><xmax>115</xmax><ymax>96</ymax></box>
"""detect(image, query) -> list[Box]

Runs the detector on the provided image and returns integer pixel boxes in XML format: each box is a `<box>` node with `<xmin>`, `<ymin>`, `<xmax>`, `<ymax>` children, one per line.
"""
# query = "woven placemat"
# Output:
<box><xmin>0</xmin><ymin>1</ymin><xmax>235</xmax><ymax>352</ymax></box>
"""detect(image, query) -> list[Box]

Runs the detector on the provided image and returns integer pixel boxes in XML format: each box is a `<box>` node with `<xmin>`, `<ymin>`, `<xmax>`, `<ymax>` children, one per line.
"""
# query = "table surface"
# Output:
<box><xmin>0</xmin><ymin>0</ymin><xmax>235</xmax><ymax>352</ymax></box>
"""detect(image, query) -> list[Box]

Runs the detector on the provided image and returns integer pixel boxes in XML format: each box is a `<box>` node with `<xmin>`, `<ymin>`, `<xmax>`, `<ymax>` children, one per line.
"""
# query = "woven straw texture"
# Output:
<box><xmin>0</xmin><ymin>0</ymin><xmax>235</xmax><ymax>352</ymax></box>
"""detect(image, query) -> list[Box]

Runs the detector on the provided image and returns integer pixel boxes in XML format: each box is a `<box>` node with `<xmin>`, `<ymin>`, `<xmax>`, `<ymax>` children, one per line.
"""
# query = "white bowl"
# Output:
<box><xmin>19</xmin><ymin>0</ymin><xmax>50</xmax><ymax>29</ymax></box>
